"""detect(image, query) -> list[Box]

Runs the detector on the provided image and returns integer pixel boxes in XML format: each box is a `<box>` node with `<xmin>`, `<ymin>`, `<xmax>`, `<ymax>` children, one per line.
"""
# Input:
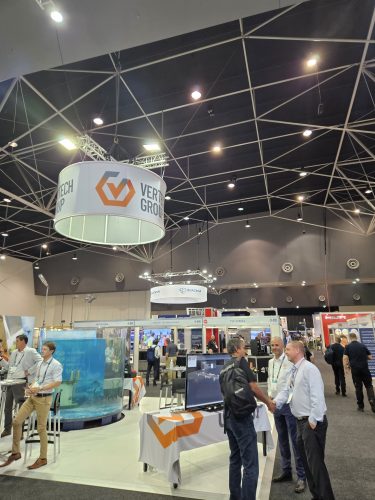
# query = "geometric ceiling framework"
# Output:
<box><xmin>1</xmin><ymin>0</ymin><xmax>375</xmax><ymax>268</ymax></box>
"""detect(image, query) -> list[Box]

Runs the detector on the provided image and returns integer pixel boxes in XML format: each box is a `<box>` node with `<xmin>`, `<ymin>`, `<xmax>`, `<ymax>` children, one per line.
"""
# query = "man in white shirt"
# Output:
<box><xmin>1</xmin><ymin>334</ymin><xmax>42</xmax><ymax>438</ymax></box>
<box><xmin>268</xmin><ymin>337</ymin><xmax>306</xmax><ymax>493</ymax></box>
<box><xmin>0</xmin><ymin>341</ymin><xmax>62</xmax><ymax>470</ymax></box>
<box><xmin>274</xmin><ymin>341</ymin><xmax>335</xmax><ymax>500</ymax></box>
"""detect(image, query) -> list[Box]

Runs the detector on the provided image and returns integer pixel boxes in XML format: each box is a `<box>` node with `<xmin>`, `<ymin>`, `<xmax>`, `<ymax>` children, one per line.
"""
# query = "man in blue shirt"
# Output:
<box><xmin>274</xmin><ymin>341</ymin><xmax>335</xmax><ymax>500</ymax></box>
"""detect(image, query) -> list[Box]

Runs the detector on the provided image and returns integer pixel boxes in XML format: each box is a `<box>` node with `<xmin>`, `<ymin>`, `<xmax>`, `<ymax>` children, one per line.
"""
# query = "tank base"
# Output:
<box><xmin>61</xmin><ymin>411</ymin><xmax>124</xmax><ymax>431</ymax></box>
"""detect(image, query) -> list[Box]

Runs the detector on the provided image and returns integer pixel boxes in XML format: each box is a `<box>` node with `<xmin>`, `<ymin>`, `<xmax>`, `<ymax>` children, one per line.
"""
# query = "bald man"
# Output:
<box><xmin>274</xmin><ymin>341</ymin><xmax>335</xmax><ymax>500</ymax></box>
<box><xmin>268</xmin><ymin>337</ymin><xmax>305</xmax><ymax>493</ymax></box>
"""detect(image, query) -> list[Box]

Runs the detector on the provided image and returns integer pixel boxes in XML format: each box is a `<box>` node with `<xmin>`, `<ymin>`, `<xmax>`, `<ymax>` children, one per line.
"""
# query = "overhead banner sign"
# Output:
<box><xmin>54</xmin><ymin>161</ymin><xmax>166</xmax><ymax>245</ymax></box>
<box><xmin>150</xmin><ymin>285</ymin><xmax>207</xmax><ymax>304</ymax></box>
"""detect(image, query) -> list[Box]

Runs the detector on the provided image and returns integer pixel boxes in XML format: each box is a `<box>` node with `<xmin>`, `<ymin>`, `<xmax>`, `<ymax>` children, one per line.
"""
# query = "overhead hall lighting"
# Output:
<box><xmin>1</xmin><ymin>233</ymin><xmax>8</xmax><ymax>237</ymax></box>
<box><xmin>297</xmin><ymin>195</ymin><xmax>305</xmax><ymax>202</ymax></box>
<box><xmin>0</xmin><ymin>254</ymin><xmax>6</xmax><ymax>261</ymax></box>
<box><xmin>297</xmin><ymin>213</ymin><xmax>303</xmax><ymax>222</ymax></box>
<box><xmin>365</xmin><ymin>188</ymin><xmax>372</xmax><ymax>195</ymax></box>
<box><xmin>245</xmin><ymin>221</ymin><xmax>250</xmax><ymax>228</ymax></box>
<box><xmin>306</xmin><ymin>55</ymin><xmax>319</xmax><ymax>68</ymax></box>
<box><xmin>59</xmin><ymin>138</ymin><xmax>77</xmax><ymax>151</ymax></box>
<box><xmin>165</xmin><ymin>195</ymin><xmax>171</xmax><ymax>200</ymax></box>
<box><xmin>93</xmin><ymin>117</ymin><xmax>104</xmax><ymax>126</ymax></box>
<box><xmin>72</xmin><ymin>253</ymin><xmax>78</xmax><ymax>261</ymax></box>
<box><xmin>3</xmin><ymin>198</ymin><xmax>11</xmax><ymax>203</ymax></box>
<box><xmin>354</xmin><ymin>208</ymin><xmax>360</xmax><ymax>214</ymax></box>
<box><xmin>8</xmin><ymin>141</ymin><xmax>18</xmax><ymax>148</ymax></box>
<box><xmin>143</xmin><ymin>143</ymin><xmax>161</xmax><ymax>152</ymax></box>
<box><xmin>50</xmin><ymin>11</ymin><xmax>63</xmax><ymax>23</ymax></box>
<box><xmin>228</xmin><ymin>176</ymin><xmax>237</xmax><ymax>189</ymax></box>
<box><xmin>302</xmin><ymin>129</ymin><xmax>312</xmax><ymax>138</ymax></box>
<box><xmin>41</xmin><ymin>243</ymin><xmax>48</xmax><ymax>249</ymax></box>
<box><xmin>191</xmin><ymin>90</ymin><xmax>202</xmax><ymax>100</ymax></box>
<box><xmin>238</xmin><ymin>207</ymin><xmax>244</xmax><ymax>212</ymax></box>
<box><xmin>211</xmin><ymin>144</ymin><xmax>222</xmax><ymax>153</ymax></box>
<box><xmin>299</xmin><ymin>168</ymin><xmax>307</xmax><ymax>177</ymax></box>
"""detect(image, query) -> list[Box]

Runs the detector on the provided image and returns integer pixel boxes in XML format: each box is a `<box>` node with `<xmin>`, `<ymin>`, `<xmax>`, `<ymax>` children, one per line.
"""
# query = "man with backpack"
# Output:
<box><xmin>146</xmin><ymin>343</ymin><xmax>157</xmax><ymax>386</ymax></box>
<box><xmin>219</xmin><ymin>336</ymin><xmax>275</xmax><ymax>500</ymax></box>
<box><xmin>330</xmin><ymin>335</ymin><xmax>347</xmax><ymax>396</ymax></box>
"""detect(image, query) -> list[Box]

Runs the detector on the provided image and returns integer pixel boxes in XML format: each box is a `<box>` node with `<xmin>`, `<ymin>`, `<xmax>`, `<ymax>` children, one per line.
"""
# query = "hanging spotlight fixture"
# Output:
<box><xmin>228</xmin><ymin>176</ymin><xmax>237</xmax><ymax>189</ymax></box>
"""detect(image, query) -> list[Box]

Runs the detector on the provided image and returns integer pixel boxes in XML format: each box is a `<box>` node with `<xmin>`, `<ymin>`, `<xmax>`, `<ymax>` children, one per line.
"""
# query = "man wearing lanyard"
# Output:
<box><xmin>268</xmin><ymin>337</ymin><xmax>306</xmax><ymax>493</ymax></box>
<box><xmin>273</xmin><ymin>341</ymin><xmax>335</xmax><ymax>500</ymax></box>
<box><xmin>1</xmin><ymin>334</ymin><xmax>42</xmax><ymax>438</ymax></box>
<box><xmin>0</xmin><ymin>341</ymin><xmax>62</xmax><ymax>470</ymax></box>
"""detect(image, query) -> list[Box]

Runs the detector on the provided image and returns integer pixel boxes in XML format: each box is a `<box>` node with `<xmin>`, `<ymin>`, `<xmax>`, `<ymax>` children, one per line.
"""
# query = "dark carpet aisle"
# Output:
<box><xmin>269</xmin><ymin>352</ymin><xmax>375</xmax><ymax>500</ymax></box>
<box><xmin>0</xmin><ymin>475</ymin><xmax>197</xmax><ymax>500</ymax></box>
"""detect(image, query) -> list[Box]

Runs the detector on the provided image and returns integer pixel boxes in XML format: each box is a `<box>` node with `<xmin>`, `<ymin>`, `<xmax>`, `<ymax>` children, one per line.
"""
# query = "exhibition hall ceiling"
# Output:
<box><xmin>0</xmin><ymin>0</ymin><xmax>375</xmax><ymax>264</ymax></box>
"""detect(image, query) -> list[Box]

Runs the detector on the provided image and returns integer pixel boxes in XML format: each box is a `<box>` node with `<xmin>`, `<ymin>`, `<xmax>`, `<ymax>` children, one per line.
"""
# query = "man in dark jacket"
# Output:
<box><xmin>331</xmin><ymin>335</ymin><xmax>348</xmax><ymax>396</ymax></box>
<box><xmin>343</xmin><ymin>332</ymin><xmax>375</xmax><ymax>412</ymax></box>
<box><xmin>207</xmin><ymin>334</ymin><xmax>219</xmax><ymax>353</ymax></box>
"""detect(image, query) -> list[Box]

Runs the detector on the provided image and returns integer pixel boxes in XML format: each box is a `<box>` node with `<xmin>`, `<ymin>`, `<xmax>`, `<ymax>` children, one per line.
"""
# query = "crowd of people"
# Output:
<box><xmin>220</xmin><ymin>331</ymin><xmax>374</xmax><ymax>500</ymax></box>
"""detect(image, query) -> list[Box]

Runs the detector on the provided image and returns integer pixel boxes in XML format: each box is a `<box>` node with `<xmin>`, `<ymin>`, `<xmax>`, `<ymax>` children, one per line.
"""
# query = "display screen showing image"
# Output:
<box><xmin>185</xmin><ymin>353</ymin><xmax>230</xmax><ymax>410</ymax></box>
<box><xmin>140</xmin><ymin>329</ymin><xmax>172</xmax><ymax>348</ymax></box>
<box><xmin>250</xmin><ymin>328</ymin><xmax>271</xmax><ymax>340</ymax></box>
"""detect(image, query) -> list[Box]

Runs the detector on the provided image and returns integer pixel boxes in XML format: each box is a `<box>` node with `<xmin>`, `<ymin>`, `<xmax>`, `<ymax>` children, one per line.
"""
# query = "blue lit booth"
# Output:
<box><xmin>44</xmin><ymin>329</ymin><xmax>126</xmax><ymax>430</ymax></box>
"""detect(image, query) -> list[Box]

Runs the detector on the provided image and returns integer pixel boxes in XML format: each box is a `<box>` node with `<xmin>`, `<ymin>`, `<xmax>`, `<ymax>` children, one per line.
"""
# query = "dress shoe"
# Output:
<box><xmin>342</xmin><ymin>394</ymin><xmax>347</xmax><ymax>397</ymax></box>
<box><xmin>272</xmin><ymin>472</ymin><xmax>293</xmax><ymax>482</ymax></box>
<box><xmin>357</xmin><ymin>406</ymin><xmax>364</xmax><ymax>412</ymax></box>
<box><xmin>27</xmin><ymin>458</ymin><xmax>47</xmax><ymax>470</ymax></box>
<box><xmin>1</xmin><ymin>430</ymin><xmax>11</xmax><ymax>438</ymax></box>
<box><xmin>295</xmin><ymin>479</ymin><xmax>306</xmax><ymax>493</ymax></box>
<box><xmin>0</xmin><ymin>453</ymin><xmax>21</xmax><ymax>467</ymax></box>
<box><xmin>335</xmin><ymin>391</ymin><xmax>340</xmax><ymax>395</ymax></box>
<box><xmin>370</xmin><ymin>402</ymin><xmax>375</xmax><ymax>413</ymax></box>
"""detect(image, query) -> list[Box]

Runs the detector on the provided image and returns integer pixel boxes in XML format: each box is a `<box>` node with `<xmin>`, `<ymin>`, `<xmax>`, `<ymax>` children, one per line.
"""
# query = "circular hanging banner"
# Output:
<box><xmin>54</xmin><ymin>161</ymin><xmax>166</xmax><ymax>245</ymax></box>
<box><xmin>150</xmin><ymin>285</ymin><xmax>207</xmax><ymax>304</ymax></box>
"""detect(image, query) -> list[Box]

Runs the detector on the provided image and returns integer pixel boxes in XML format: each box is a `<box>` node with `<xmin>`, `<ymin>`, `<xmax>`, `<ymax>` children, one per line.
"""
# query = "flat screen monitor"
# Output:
<box><xmin>185</xmin><ymin>353</ymin><xmax>230</xmax><ymax>410</ymax></box>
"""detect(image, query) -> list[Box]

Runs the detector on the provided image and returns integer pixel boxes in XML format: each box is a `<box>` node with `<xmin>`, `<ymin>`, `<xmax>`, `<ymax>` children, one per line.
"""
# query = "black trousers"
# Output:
<box><xmin>296</xmin><ymin>416</ymin><xmax>335</xmax><ymax>500</ymax></box>
<box><xmin>146</xmin><ymin>360</ymin><xmax>159</xmax><ymax>384</ymax></box>
<box><xmin>4</xmin><ymin>382</ymin><xmax>26</xmax><ymax>433</ymax></box>
<box><xmin>351</xmin><ymin>367</ymin><xmax>374</xmax><ymax>409</ymax></box>
<box><xmin>332</xmin><ymin>364</ymin><xmax>346</xmax><ymax>395</ymax></box>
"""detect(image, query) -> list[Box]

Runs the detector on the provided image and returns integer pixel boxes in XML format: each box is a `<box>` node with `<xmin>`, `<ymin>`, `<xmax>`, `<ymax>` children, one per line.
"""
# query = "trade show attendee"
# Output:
<box><xmin>0</xmin><ymin>345</ymin><xmax>9</xmax><ymax>379</ymax></box>
<box><xmin>153</xmin><ymin>339</ymin><xmax>161</xmax><ymax>384</ymax></box>
<box><xmin>274</xmin><ymin>341</ymin><xmax>335</xmax><ymax>500</ymax></box>
<box><xmin>165</xmin><ymin>338</ymin><xmax>178</xmax><ymax>380</ymax></box>
<box><xmin>343</xmin><ymin>332</ymin><xmax>375</xmax><ymax>412</ymax></box>
<box><xmin>268</xmin><ymin>337</ymin><xmax>306</xmax><ymax>493</ymax></box>
<box><xmin>1</xmin><ymin>334</ymin><xmax>42</xmax><ymax>438</ymax></box>
<box><xmin>207</xmin><ymin>334</ymin><xmax>219</xmax><ymax>353</ymax></box>
<box><xmin>0</xmin><ymin>340</ymin><xmax>9</xmax><ymax>361</ymax></box>
<box><xmin>221</xmin><ymin>336</ymin><xmax>275</xmax><ymax>500</ymax></box>
<box><xmin>145</xmin><ymin>342</ymin><xmax>156</xmax><ymax>386</ymax></box>
<box><xmin>331</xmin><ymin>335</ymin><xmax>347</xmax><ymax>396</ymax></box>
<box><xmin>0</xmin><ymin>341</ymin><xmax>62</xmax><ymax>470</ymax></box>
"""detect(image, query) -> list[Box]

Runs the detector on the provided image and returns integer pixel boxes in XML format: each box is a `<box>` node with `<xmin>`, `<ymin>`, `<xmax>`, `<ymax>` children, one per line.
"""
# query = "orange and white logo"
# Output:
<box><xmin>95</xmin><ymin>171</ymin><xmax>135</xmax><ymax>207</ymax></box>
<box><xmin>147</xmin><ymin>412</ymin><xmax>203</xmax><ymax>448</ymax></box>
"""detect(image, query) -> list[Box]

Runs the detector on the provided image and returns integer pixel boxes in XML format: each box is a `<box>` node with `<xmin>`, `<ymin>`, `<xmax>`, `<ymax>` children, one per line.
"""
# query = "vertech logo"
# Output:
<box><xmin>147</xmin><ymin>412</ymin><xmax>203</xmax><ymax>448</ymax></box>
<box><xmin>95</xmin><ymin>171</ymin><xmax>135</xmax><ymax>207</ymax></box>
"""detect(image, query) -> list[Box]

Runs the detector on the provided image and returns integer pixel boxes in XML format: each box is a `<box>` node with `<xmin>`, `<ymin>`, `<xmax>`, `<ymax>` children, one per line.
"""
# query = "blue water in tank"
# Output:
<box><xmin>46</xmin><ymin>331</ymin><xmax>125</xmax><ymax>421</ymax></box>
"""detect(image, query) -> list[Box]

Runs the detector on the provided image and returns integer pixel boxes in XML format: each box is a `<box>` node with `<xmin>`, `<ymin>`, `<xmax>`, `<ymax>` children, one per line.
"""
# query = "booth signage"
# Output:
<box><xmin>54</xmin><ymin>161</ymin><xmax>166</xmax><ymax>245</ymax></box>
<box><xmin>150</xmin><ymin>285</ymin><xmax>207</xmax><ymax>304</ymax></box>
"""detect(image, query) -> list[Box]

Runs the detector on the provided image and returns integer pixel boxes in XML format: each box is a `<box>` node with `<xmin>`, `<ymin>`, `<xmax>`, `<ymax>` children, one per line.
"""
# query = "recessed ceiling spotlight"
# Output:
<box><xmin>165</xmin><ymin>195</ymin><xmax>171</xmax><ymax>200</ymax></box>
<box><xmin>3</xmin><ymin>198</ymin><xmax>11</xmax><ymax>203</ymax></box>
<box><xmin>93</xmin><ymin>117</ymin><xmax>104</xmax><ymax>126</ymax></box>
<box><xmin>50</xmin><ymin>11</ymin><xmax>63</xmax><ymax>23</ymax></box>
<box><xmin>306</xmin><ymin>56</ymin><xmax>318</xmax><ymax>67</ymax></box>
<box><xmin>59</xmin><ymin>138</ymin><xmax>77</xmax><ymax>151</ymax></box>
<box><xmin>191</xmin><ymin>90</ymin><xmax>202</xmax><ymax>100</ymax></box>
<box><xmin>41</xmin><ymin>243</ymin><xmax>48</xmax><ymax>249</ymax></box>
<box><xmin>8</xmin><ymin>141</ymin><xmax>18</xmax><ymax>148</ymax></box>
<box><xmin>212</xmin><ymin>144</ymin><xmax>222</xmax><ymax>153</ymax></box>
<box><xmin>183</xmin><ymin>216</ymin><xmax>190</xmax><ymax>221</ymax></box>
<box><xmin>296</xmin><ymin>305</ymin><xmax>300</xmax><ymax>309</ymax></box>
<box><xmin>354</xmin><ymin>208</ymin><xmax>360</xmax><ymax>214</ymax></box>
<box><xmin>238</xmin><ymin>207</ymin><xmax>244</xmax><ymax>211</ymax></box>
<box><xmin>302</xmin><ymin>129</ymin><xmax>312</xmax><ymax>138</ymax></box>
<box><xmin>143</xmin><ymin>143</ymin><xmax>161</xmax><ymax>152</ymax></box>
<box><xmin>1</xmin><ymin>232</ymin><xmax>9</xmax><ymax>237</ymax></box>
<box><xmin>245</xmin><ymin>221</ymin><xmax>251</xmax><ymax>228</ymax></box>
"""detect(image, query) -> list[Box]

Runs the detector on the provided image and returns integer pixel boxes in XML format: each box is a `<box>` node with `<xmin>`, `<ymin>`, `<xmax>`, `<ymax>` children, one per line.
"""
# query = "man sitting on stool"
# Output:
<box><xmin>0</xmin><ymin>341</ymin><xmax>62</xmax><ymax>470</ymax></box>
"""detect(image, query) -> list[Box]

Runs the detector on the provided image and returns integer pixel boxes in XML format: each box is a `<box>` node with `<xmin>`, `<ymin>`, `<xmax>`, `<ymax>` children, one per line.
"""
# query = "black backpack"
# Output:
<box><xmin>146</xmin><ymin>347</ymin><xmax>155</xmax><ymax>363</ymax></box>
<box><xmin>324</xmin><ymin>346</ymin><xmax>334</xmax><ymax>365</ymax></box>
<box><xmin>219</xmin><ymin>358</ymin><xmax>257</xmax><ymax>418</ymax></box>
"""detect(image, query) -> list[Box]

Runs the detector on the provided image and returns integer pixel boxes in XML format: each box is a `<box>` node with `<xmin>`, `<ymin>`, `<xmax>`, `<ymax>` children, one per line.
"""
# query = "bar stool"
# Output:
<box><xmin>171</xmin><ymin>378</ymin><xmax>185</xmax><ymax>408</ymax></box>
<box><xmin>24</xmin><ymin>391</ymin><xmax>62</xmax><ymax>463</ymax></box>
<box><xmin>159</xmin><ymin>372</ymin><xmax>172</xmax><ymax>409</ymax></box>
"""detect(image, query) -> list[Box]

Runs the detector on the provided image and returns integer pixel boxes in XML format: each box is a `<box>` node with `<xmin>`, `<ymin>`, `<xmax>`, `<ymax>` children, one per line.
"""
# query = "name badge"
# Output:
<box><xmin>287</xmin><ymin>391</ymin><xmax>293</xmax><ymax>404</ymax></box>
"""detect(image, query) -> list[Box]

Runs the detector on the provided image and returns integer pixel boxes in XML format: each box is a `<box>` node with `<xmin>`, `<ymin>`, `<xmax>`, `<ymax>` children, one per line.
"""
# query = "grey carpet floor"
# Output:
<box><xmin>269</xmin><ymin>352</ymin><xmax>375</xmax><ymax>500</ymax></box>
<box><xmin>0</xmin><ymin>475</ymin><xmax>197</xmax><ymax>500</ymax></box>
